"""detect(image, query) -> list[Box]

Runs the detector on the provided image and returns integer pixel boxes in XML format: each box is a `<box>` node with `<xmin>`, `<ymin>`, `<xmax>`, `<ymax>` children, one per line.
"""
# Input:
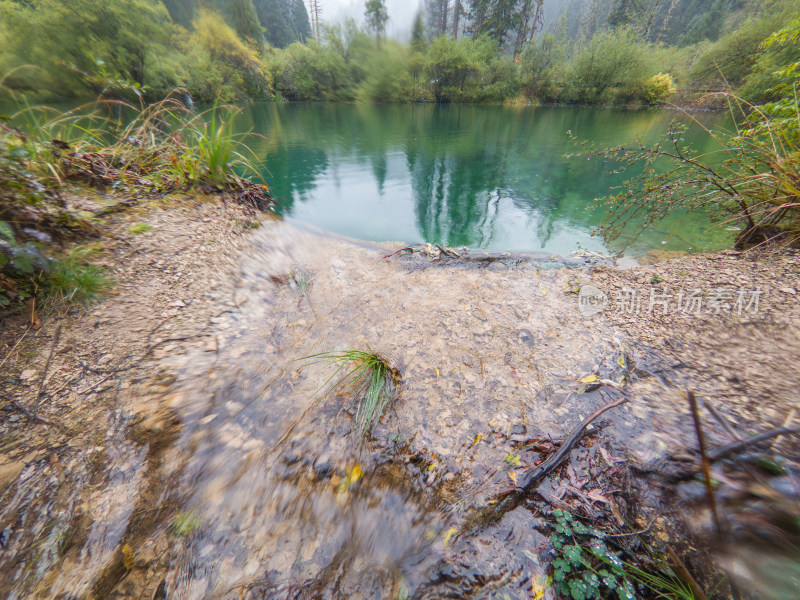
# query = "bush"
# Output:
<box><xmin>642</xmin><ymin>73</ymin><xmax>677</xmax><ymax>104</ymax></box>
<box><xmin>689</xmin><ymin>19</ymin><xmax>777</xmax><ymax>91</ymax></box>
<box><xmin>519</xmin><ymin>33</ymin><xmax>565</xmax><ymax>102</ymax></box>
<box><xmin>181</xmin><ymin>10</ymin><xmax>270</xmax><ymax>101</ymax></box>
<box><xmin>356</xmin><ymin>44</ymin><xmax>419</xmax><ymax>103</ymax></box>
<box><xmin>564</xmin><ymin>28</ymin><xmax>655</xmax><ymax>104</ymax></box>
<box><xmin>268</xmin><ymin>41</ymin><xmax>351</xmax><ymax>101</ymax></box>
<box><xmin>421</xmin><ymin>36</ymin><xmax>514</xmax><ymax>103</ymax></box>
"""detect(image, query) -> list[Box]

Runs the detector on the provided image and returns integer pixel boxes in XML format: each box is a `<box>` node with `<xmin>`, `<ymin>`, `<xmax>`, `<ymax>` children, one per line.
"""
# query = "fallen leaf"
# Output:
<box><xmin>579</xmin><ymin>373</ymin><xmax>599</xmax><ymax>384</ymax></box>
<box><xmin>531</xmin><ymin>574</ymin><xmax>551</xmax><ymax>599</ymax></box>
<box><xmin>504</xmin><ymin>453</ymin><xmax>522</xmax><ymax>466</ymax></box>
<box><xmin>443</xmin><ymin>527</ymin><xmax>459</xmax><ymax>546</ymax></box>
<box><xmin>471</xmin><ymin>433</ymin><xmax>484</xmax><ymax>447</ymax></box>
<box><xmin>122</xmin><ymin>544</ymin><xmax>135</xmax><ymax>570</ymax></box>
<box><xmin>587</xmin><ymin>488</ymin><xmax>610</xmax><ymax>504</ymax></box>
<box><xmin>508</xmin><ymin>470</ymin><xmax>517</xmax><ymax>485</ymax></box>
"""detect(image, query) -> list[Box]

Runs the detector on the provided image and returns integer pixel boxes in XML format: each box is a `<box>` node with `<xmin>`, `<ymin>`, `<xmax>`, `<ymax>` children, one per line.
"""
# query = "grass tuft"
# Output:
<box><xmin>44</xmin><ymin>247</ymin><xmax>113</xmax><ymax>306</ymax></box>
<box><xmin>301</xmin><ymin>347</ymin><xmax>401</xmax><ymax>440</ymax></box>
<box><xmin>127</xmin><ymin>223</ymin><xmax>152</xmax><ymax>234</ymax></box>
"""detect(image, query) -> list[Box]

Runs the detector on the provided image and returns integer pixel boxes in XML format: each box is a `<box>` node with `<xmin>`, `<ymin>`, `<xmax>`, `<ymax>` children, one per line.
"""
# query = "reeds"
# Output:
<box><xmin>4</xmin><ymin>93</ymin><xmax>267</xmax><ymax>196</ymax></box>
<box><xmin>301</xmin><ymin>348</ymin><xmax>401</xmax><ymax>440</ymax></box>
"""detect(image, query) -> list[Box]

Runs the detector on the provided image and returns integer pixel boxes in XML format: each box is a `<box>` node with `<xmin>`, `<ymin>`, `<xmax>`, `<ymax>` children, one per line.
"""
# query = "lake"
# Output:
<box><xmin>236</xmin><ymin>103</ymin><xmax>732</xmax><ymax>258</ymax></box>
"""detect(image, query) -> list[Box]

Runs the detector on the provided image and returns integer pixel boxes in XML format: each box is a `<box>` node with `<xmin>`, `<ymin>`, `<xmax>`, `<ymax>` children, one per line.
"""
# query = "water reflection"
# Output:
<box><xmin>239</xmin><ymin>103</ymin><xmax>731</xmax><ymax>256</ymax></box>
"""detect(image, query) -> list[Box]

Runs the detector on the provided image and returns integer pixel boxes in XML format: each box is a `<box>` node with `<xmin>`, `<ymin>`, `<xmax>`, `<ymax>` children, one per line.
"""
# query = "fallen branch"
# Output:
<box><xmin>519</xmin><ymin>393</ymin><xmax>628</xmax><ymax>494</ymax></box>
<box><xmin>688</xmin><ymin>391</ymin><xmax>721</xmax><ymax>534</ymax></box>
<box><xmin>708</xmin><ymin>425</ymin><xmax>800</xmax><ymax>462</ymax></box>
<box><xmin>653</xmin><ymin>425</ymin><xmax>800</xmax><ymax>482</ymax></box>
<box><xmin>462</xmin><ymin>392</ymin><xmax>628</xmax><ymax>530</ymax></box>
<box><xmin>34</xmin><ymin>324</ymin><xmax>62</xmax><ymax>413</ymax></box>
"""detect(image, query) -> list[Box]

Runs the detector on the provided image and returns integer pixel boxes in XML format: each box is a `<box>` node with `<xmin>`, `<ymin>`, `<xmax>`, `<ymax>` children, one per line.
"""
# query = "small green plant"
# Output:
<box><xmin>300</xmin><ymin>348</ymin><xmax>401</xmax><ymax>439</ymax></box>
<box><xmin>44</xmin><ymin>247</ymin><xmax>113</xmax><ymax>305</ymax></box>
<box><xmin>171</xmin><ymin>508</ymin><xmax>201</xmax><ymax>536</ymax></box>
<box><xmin>127</xmin><ymin>223</ymin><xmax>152</xmax><ymax>234</ymax></box>
<box><xmin>550</xmin><ymin>509</ymin><xmax>695</xmax><ymax>600</ymax></box>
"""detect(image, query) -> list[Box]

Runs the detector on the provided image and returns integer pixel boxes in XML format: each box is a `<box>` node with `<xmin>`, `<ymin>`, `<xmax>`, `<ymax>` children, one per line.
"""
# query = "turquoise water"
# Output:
<box><xmin>236</xmin><ymin>103</ymin><xmax>730</xmax><ymax>256</ymax></box>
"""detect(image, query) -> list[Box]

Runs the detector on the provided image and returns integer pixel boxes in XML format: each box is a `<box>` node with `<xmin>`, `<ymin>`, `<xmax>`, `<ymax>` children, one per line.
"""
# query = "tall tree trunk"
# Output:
<box><xmin>452</xmin><ymin>0</ymin><xmax>460</xmax><ymax>40</ymax></box>
<box><xmin>514</xmin><ymin>0</ymin><xmax>534</xmax><ymax>55</ymax></box>
<box><xmin>530</xmin><ymin>0</ymin><xmax>544</xmax><ymax>41</ymax></box>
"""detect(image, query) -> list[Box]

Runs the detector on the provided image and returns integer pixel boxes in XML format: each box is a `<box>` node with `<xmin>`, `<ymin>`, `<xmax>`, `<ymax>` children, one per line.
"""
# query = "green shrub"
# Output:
<box><xmin>519</xmin><ymin>33</ymin><xmax>566</xmax><ymax>102</ymax></box>
<box><xmin>642</xmin><ymin>73</ymin><xmax>677</xmax><ymax>104</ymax></box>
<box><xmin>421</xmin><ymin>36</ymin><xmax>513</xmax><ymax>103</ymax></box>
<box><xmin>268</xmin><ymin>41</ymin><xmax>351</xmax><ymax>101</ymax></box>
<box><xmin>564</xmin><ymin>28</ymin><xmax>655</xmax><ymax>104</ymax></box>
<box><xmin>181</xmin><ymin>9</ymin><xmax>270</xmax><ymax>102</ymax></box>
<box><xmin>45</xmin><ymin>247</ymin><xmax>112</xmax><ymax>306</ymax></box>
<box><xmin>356</xmin><ymin>44</ymin><xmax>419</xmax><ymax>103</ymax></box>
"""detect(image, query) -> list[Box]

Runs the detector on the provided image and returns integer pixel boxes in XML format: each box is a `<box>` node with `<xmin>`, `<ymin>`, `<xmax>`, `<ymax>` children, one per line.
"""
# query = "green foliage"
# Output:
<box><xmin>255</xmin><ymin>0</ymin><xmax>310</xmax><ymax>48</ymax></box>
<box><xmin>689</xmin><ymin>19</ymin><xmax>778</xmax><ymax>91</ymax></box>
<box><xmin>356</xmin><ymin>44</ymin><xmax>419</xmax><ymax>103</ymax></box>
<box><xmin>127</xmin><ymin>223</ymin><xmax>153</xmax><ymax>234</ymax></box>
<box><xmin>564</xmin><ymin>28</ymin><xmax>655</xmax><ymax>104</ymax></box>
<box><xmin>411</xmin><ymin>11</ymin><xmax>427</xmax><ymax>52</ymax></box>
<box><xmin>364</xmin><ymin>0</ymin><xmax>389</xmax><ymax>44</ymax></box>
<box><xmin>300</xmin><ymin>348</ymin><xmax>400</xmax><ymax>439</ymax></box>
<box><xmin>423</xmin><ymin>36</ymin><xmax>516</xmax><ymax>103</ymax></box>
<box><xmin>550</xmin><ymin>509</ymin><xmax>695</xmax><ymax>600</ymax></box>
<box><xmin>642</xmin><ymin>73</ymin><xmax>677</xmax><ymax>104</ymax></box>
<box><xmin>171</xmin><ymin>509</ymin><xmax>201</xmax><ymax>536</ymax></box>
<box><xmin>214</xmin><ymin>0</ymin><xmax>263</xmax><ymax>48</ymax></box>
<box><xmin>44</xmin><ymin>246</ymin><xmax>112</xmax><ymax>306</ymax></box>
<box><xmin>519</xmin><ymin>33</ymin><xmax>564</xmax><ymax>101</ymax></box>
<box><xmin>0</xmin><ymin>0</ymin><xmax>797</xmax><ymax>109</ymax></box>
<box><xmin>182</xmin><ymin>9</ymin><xmax>270</xmax><ymax>102</ymax></box>
<box><xmin>188</xmin><ymin>105</ymin><xmax>244</xmax><ymax>184</ymax></box>
<box><xmin>0</xmin><ymin>0</ymin><xmax>175</xmax><ymax>98</ymax></box>
<box><xmin>269</xmin><ymin>41</ymin><xmax>350</xmax><ymax>101</ymax></box>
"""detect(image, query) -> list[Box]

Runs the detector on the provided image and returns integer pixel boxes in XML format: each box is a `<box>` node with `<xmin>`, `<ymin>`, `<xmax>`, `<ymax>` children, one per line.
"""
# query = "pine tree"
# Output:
<box><xmin>365</xmin><ymin>0</ymin><xmax>389</xmax><ymax>46</ymax></box>
<box><xmin>411</xmin><ymin>10</ymin><xmax>427</xmax><ymax>50</ymax></box>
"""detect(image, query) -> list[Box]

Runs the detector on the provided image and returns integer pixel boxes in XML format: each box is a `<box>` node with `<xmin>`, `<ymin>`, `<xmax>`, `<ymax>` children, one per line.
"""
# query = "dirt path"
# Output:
<box><xmin>1</xmin><ymin>198</ymin><xmax>798</xmax><ymax>599</ymax></box>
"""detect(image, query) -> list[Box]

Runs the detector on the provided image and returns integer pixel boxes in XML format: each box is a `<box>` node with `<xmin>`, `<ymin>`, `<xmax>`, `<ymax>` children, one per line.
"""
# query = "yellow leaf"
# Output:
<box><xmin>471</xmin><ymin>433</ymin><xmax>484</xmax><ymax>447</ymax></box>
<box><xmin>339</xmin><ymin>464</ymin><xmax>363</xmax><ymax>493</ymax></box>
<box><xmin>508</xmin><ymin>470</ymin><xmax>517</xmax><ymax>485</ymax></box>
<box><xmin>122</xmin><ymin>544</ymin><xmax>135</xmax><ymax>570</ymax></box>
<box><xmin>435</xmin><ymin>368</ymin><xmax>439</xmax><ymax>378</ymax></box>
<box><xmin>504</xmin><ymin>453</ymin><xmax>522</xmax><ymax>466</ymax></box>
<box><xmin>531</xmin><ymin>574</ymin><xmax>552</xmax><ymax>599</ymax></box>
<box><xmin>443</xmin><ymin>527</ymin><xmax>459</xmax><ymax>546</ymax></box>
<box><xmin>579</xmin><ymin>373</ymin><xmax>599</xmax><ymax>384</ymax></box>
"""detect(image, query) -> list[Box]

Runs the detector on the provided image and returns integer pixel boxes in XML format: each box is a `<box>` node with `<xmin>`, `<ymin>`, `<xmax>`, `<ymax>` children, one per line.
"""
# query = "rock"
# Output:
<box><xmin>20</xmin><ymin>369</ymin><xmax>36</xmax><ymax>382</ymax></box>
<box><xmin>0</xmin><ymin>459</ymin><xmax>24</xmax><ymax>488</ymax></box>
<box><xmin>778</xmin><ymin>287</ymin><xmax>797</xmax><ymax>295</ymax></box>
<box><xmin>313</xmin><ymin>454</ymin><xmax>332</xmax><ymax>478</ymax></box>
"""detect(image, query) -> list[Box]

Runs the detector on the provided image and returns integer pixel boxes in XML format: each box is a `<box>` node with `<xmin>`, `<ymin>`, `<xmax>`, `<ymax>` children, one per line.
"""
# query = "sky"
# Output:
<box><xmin>322</xmin><ymin>0</ymin><xmax>422</xmax><ymax>40</ymax></box>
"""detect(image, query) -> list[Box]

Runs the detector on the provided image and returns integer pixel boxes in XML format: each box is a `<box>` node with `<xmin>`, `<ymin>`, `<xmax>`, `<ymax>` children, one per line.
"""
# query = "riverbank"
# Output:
<box><xmin>1</xmin><ymin>194</ymin><xmax>798</xmax><ymax>599</ymax></box>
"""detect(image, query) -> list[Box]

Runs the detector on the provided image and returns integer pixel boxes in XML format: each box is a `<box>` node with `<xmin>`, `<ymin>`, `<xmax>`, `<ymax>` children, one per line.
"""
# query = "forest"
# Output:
<box><xmin>0</xmin><ymin>0</ymin><xmax>798</xmax><ymax>106</ymax></box>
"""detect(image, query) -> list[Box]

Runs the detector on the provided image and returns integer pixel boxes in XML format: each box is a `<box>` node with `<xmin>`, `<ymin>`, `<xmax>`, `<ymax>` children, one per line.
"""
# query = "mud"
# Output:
<box><xmin>1</xmin><ymin>199</ymin><xmax>798</xmax><ymax>599</ymax></box>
